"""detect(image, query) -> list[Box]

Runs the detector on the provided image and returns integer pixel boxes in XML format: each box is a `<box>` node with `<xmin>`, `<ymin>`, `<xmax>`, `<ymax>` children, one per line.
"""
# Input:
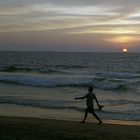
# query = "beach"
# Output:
<box><xmin>0</xmin><ymin>52</ymin><xmax>140</xmax><ymax>139</ymax></box>
<box><xmin>0</xmin><ymin>116</ymin><xmax>140</xmax><ymax>140</ymax></box>
<box><xmin>1</xmin><ymin>0</ymin><xmax>140</xmax><ymax>138</ymax></box>
<box><xmin>0</xmin><ymin>52</ymin><xmax>140</xmax><ymax>122</ymax></box>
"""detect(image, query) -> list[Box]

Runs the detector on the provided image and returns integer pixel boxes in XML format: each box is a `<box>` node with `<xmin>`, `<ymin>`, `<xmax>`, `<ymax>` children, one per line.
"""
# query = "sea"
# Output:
<box><xmin>0</xmin><ymin>51</ymin><xmax>140</xmax><ymax>124</ymax></box>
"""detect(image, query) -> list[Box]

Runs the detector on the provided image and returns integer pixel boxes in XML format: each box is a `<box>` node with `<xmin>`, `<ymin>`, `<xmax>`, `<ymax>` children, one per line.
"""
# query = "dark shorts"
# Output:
<box><xmin>86</xmin><ymin>107</ymin><xmax>95</xmax><ymax>113</ymax></box>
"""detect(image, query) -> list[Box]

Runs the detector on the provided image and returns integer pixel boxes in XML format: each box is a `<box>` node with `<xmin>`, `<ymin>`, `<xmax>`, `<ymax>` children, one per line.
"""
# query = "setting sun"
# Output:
<box><xmin>123</xmin><ymin>48</ymin><xmax>128</xmax><ymax>53</ymax></box>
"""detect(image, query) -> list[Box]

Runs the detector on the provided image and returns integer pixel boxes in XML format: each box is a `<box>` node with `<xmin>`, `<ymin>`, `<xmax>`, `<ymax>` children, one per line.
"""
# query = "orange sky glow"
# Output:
<box><xmin>0</xmin><ymin>0</ymin><xmax>140</xmax><ymax>52</ymax></box>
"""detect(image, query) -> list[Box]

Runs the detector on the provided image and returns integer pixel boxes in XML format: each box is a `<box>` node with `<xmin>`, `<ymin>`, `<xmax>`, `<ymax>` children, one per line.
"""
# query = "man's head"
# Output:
<box><xmin>88</xmin><ymin>86</ymin><xmax>93</xmax><ymax>92</ymax></box>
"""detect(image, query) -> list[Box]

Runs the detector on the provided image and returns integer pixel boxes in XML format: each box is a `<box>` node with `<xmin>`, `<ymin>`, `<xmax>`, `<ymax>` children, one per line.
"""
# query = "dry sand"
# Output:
<box><xmin>0</xmin><ymin>116</ymin><xmax>139</xmax><ymax>140</ymax></box>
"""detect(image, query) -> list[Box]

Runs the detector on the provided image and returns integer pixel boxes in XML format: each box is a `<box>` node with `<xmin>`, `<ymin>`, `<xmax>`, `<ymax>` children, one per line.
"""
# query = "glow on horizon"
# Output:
<box><xmin>0</xmin><ymin>0</ymin><xmax>140</xmax><ymax>52</ymax></box>
<box><xmin>105</xmin><ymin>36</ymin><xmax>140</xmax><ymax>43</ymax></box>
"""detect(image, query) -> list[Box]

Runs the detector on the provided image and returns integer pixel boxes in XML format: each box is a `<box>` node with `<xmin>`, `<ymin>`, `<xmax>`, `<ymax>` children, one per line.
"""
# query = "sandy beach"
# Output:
<box><xmin>0</xmin><ymin>116</ymin><xmax>139</xmax><ymax>140</ymax></box>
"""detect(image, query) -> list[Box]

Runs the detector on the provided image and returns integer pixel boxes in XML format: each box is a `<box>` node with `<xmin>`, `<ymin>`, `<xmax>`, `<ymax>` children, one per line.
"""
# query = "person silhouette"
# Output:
<box><xmin>75</xmin><ymin>86</ymin><xmax>103</xmax><ymax>124</ymax></box>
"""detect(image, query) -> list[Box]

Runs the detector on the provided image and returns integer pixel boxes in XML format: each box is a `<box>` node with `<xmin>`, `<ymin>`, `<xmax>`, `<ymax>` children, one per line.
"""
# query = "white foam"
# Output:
<box><xmin>0</xmin><ymin>73</ymin><xmax>121</xmax><ymax>90</ymax></box>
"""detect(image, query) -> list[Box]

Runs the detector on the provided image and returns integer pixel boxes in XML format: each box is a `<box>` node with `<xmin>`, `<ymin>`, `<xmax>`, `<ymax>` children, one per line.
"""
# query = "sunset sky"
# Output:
<box><xmin>0</xmin><ymin>0</ymin><xmax>140</xmax><ymax>52</ymax></box>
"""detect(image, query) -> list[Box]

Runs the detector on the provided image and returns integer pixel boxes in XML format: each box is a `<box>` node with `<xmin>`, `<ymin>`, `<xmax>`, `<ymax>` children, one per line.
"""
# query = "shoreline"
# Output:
<box><xmin>0</xmin><ymin>116</ymin><xmax>140</xmax><ymax>140</ymax></box>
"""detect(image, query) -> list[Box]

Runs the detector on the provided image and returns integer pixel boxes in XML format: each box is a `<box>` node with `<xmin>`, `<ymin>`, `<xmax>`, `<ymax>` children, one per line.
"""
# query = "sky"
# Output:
<box><xmin>0</xmin><ymin>0</ymin><xmax>140</xmax><ymax>52</ymax></box>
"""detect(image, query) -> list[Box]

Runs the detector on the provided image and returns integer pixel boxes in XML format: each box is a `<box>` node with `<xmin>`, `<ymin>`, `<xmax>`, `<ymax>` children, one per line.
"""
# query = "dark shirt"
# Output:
<box><xmin>83</xmin><ymin>92</ymin><xmax>96</xmax><ymax>108</ymax></box>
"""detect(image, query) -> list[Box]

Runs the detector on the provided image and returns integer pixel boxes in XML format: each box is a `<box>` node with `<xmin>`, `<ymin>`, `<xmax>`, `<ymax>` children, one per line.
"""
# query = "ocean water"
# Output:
<box><xmin>0</xmin><ymin>51</ymin><xmax>140</xmax><ymax>123</ymax></box>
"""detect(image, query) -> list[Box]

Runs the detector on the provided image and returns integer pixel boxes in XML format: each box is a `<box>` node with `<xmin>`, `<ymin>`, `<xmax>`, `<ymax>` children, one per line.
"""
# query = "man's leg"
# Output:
<box><xmin>92</xmin><ymin>111</ymin><xmax>102</xmax><ymax>124</ymax></box>
<box><xmin>81</xmin><ymin>109</ymin><xmax>88</xmax><ymax>123</ymax></box>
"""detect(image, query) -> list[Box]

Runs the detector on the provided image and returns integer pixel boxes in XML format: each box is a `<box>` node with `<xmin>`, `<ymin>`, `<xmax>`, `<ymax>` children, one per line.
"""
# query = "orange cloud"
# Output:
<box><xmin>105</xmin><ymin>36</ymin><xmax>140</xmax><ymax>44</ymax></box>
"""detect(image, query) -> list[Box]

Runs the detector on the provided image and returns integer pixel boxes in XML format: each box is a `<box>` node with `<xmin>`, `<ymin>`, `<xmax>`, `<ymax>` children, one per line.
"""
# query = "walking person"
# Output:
<box><xmin>75</xmin><ymin>86</ymin><xmax>103</xmax><ymax>124</ymax></box>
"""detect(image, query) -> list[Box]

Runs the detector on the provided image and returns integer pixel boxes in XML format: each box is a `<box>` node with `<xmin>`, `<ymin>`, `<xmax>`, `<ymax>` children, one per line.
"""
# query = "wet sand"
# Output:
<box><xmin>0</xmin><ymin>116</ymin><xmax>140</xmax><ymax>140</ymax></box>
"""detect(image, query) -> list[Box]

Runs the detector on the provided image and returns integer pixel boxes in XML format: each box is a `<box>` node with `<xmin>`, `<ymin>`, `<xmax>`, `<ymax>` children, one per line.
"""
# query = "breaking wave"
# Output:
<box><xmin>0</xmin><ymin>73</ymin><xmax>127</xmax><ymax>90</ymax></box>
<box><xmin>96</xmin><ymin>72</ymin><xmax>140</xmax><ymax>79</ymax></box>
<box><xmin>0</xmin><ymin>64</ymin><xmax>85</xmax><ymax>73</ymax></box>
<box><xmin>0</xmin><ymin>65</ymin><xmax>66</xmax><ymax>74</ymax></box>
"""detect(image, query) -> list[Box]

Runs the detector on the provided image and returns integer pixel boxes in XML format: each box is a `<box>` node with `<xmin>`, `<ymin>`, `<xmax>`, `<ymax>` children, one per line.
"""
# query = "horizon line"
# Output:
<box><xmin>0</xmin><ymin>50</ymin><xmax>139</xmax><ymax>53</ymax></box>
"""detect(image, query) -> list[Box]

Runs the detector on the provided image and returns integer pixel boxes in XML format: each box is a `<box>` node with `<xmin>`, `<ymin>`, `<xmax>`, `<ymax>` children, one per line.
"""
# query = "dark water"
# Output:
<box><xmin>0</xmin><ymin>51</ymin><xmax>140</xmax><ymax>122</ymax></box>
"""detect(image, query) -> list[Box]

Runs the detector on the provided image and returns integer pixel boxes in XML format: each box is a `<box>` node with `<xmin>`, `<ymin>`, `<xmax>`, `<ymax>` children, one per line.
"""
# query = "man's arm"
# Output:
<box><xmin>94</xmin><ymin>94</ymin><xmax>104</xmax><ymax>110</ymax></box>
<box><xmin>94</xmin><ymin>94</ymin><xmax>100</xmax><ymax>107</ymax></box>
<box><xmin>75</xmin><ymin>95</ymin><xmax>87</xmax><ymax>100</ymax></box>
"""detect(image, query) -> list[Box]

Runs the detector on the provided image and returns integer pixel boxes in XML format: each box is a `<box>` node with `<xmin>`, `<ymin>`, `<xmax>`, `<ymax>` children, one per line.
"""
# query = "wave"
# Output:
<box><xmin>0</xmin><ymin>96</ymin><xmax>83</xmax><ymax>111</ymax></box>
<box><xmin>1</xmin><ymin>96</ymin><xmax>139</xmax><ymax>112</ymax></box>
<box><xmin>39</xmin><ymin>67</ymin><xmax>66</xmax><ymax>73</ymax></box>
<box><xmin>46</xmin><ymin>64</ymin><xmax>85</xmax><ymax>69</ymax></box>
<box><xmin>0</xmin><ymin>65</ymin><xmax>67</xmax><ymax>74</ymax></box>
<box><xmin>0</xmin><ymin>96</ymin><xmax>139</xmax><ymax>121</ymax></box>
<box><xmin>131</xmin><ymin>80</ymin><xmax>140</xmax><ymax>86</ymax></box>
<box><xmin>101</xmin><ymin>99</ymin><xmax>140</xmax><ymax>106</ymax></box>
<box><xmin>96</xmin><ymin>72</ymin><xmax>140</xmax><ymax>79</ymax></box>
<box><xmin>0</xmin><ymin>64</ymin><xmax>85</xmax><ymax>73</ymax></box>
<box><xmin>0</xmin><ymin>73</ymin><xmax>126</xmax><ymax>90</ymax></box>
<box><xmin>1</xmin><ymin>65</ymin><xmax>34</xmax><ymax>72</ymax></box>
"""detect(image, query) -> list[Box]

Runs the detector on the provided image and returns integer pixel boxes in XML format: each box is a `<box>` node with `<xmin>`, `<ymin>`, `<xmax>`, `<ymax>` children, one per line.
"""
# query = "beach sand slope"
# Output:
<box><xmin>0</xmin><ymin>116</ymin><xmax>140</xmax><ymax>140</ymax></box>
